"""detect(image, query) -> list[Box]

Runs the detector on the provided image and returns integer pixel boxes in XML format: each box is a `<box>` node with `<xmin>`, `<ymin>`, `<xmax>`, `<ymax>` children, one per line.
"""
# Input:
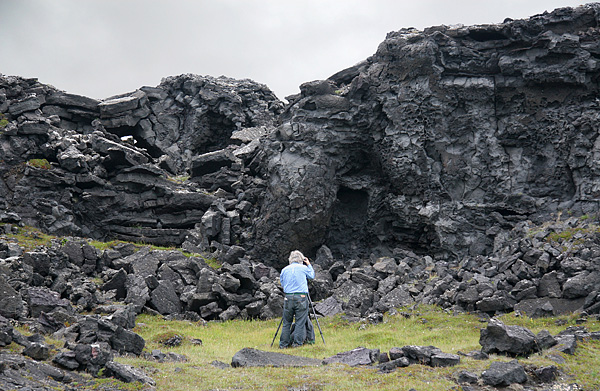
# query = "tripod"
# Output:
<box><xmin>270</xmin><ymin>290</ymin><xmax>326</xmax><ymax>347</ymax></box>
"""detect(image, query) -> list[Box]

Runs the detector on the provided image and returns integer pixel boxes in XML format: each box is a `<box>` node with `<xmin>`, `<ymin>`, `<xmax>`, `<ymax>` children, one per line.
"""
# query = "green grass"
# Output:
<box><xmin>111</xmin><ymin>306</ymin><xmax>600</xmax><ymax>391</ymax></box>
<box><xmin>27</xmin><ymin>158</ymin><xmax>52</xmax><ymax>169</ymax></box>
<box><xmin>2</xmin><ymin>224</ymin><xmax>56</xmax><ymax>251</ymax></box>
<box><xmin>563</xmin><ymin>340</ymin><xmax>600</xmax><ymax>389</ymax></box>
<box><xmin>165</xmin><ymin>175</ymin><xmax>190</xmax><ymax>184</ymax></box>
<box><xmin>2</xmin><ymin>226</ymin><xmax>221</xmax><ymax>269</ymax></box>
<box><xmin>0</xmin><ymin>113</ymin><xmax>8</xmax><ymax>129</ymax></box>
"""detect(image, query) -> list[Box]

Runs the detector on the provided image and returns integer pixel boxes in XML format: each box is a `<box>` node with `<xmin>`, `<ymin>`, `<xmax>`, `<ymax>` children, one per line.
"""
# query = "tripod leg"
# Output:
<box><xmin>270</xmin><ymin>316</ymin><xmax>284</xmax><ymax>347</ymax></box>
<box><xmin>270</xmin><ymin>299</ymin><xmax>286</xmax><ymax>347</ymax></box>
<box><xmin>307</xmin><ymin>291</ymin><xmax>325</xmax><ymax>345</ymax></box>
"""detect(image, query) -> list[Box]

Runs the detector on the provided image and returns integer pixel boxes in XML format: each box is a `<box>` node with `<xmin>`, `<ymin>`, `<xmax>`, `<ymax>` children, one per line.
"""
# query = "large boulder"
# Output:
<box><xmin>150</xmin><ymin>280</ymin><xmax>182</xmax><ymax>315</ymax></box>
<box><xmin>314</xmin><ymin>296</ymin><xmax>343</xmax><ymax>317</ymax></box>
<box><xmin>24</xmin><ymin>287</ymin><xmax>73</xmax><ymax>318</ymax></box>
<box><xmin>109</xmin><ymin>327</ymin><xmax>145</xmax><ymax>355</ymax></box>
<box><xmin>479</xmin><ymin>319</ymin><xmax>538</xmax><ymax>357</ymax></box>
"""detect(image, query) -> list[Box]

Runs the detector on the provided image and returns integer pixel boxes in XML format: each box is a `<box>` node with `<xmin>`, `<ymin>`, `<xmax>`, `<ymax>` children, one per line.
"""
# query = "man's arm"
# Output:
<box><xmin>303</xmin><ymin>257</ymin><xmax>315</xmax><ymax>279</ymax></box>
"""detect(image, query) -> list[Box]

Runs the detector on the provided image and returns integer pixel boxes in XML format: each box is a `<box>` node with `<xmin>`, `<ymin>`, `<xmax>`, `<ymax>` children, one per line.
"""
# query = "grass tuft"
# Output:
<box><xmin>0</xmin><ymin>113</ymin><xmax>8</xmax><ymax>129</ymax></box>
<box><xmin>27</xmin><ymin>158</ymin><xmax>52</xmax><ymax>169</ymax></box>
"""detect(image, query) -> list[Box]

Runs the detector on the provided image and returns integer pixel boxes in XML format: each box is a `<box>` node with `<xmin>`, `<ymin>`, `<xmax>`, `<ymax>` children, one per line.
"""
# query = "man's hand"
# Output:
<box><xmin>303</xmin><ymin>257</ymin><xmax>311</xmax><ymax>265</ymax></box>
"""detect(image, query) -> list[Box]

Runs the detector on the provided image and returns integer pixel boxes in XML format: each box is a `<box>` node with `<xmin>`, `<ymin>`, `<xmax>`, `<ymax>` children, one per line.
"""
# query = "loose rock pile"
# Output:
<box><xmin>0</xmin><ymin>236</ymin><xmax>286</xmax><ymax>322</ymax></box>
<box><xmin>311</xmin><ymin>215</ymin><xmax>600</xmax><ymax>321</ymax></box>
<box><xmin>0</xmin><ymin>236</ymin><xmax>284</xmax><ymax>389</ymax></box>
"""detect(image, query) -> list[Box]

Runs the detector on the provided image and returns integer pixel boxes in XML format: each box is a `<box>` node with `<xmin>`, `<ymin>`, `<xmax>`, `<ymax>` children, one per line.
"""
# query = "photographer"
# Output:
<box><xmin>278</xmin><ymin>250</ymin><xmax>315</xmax><ymax>348</ymax></box>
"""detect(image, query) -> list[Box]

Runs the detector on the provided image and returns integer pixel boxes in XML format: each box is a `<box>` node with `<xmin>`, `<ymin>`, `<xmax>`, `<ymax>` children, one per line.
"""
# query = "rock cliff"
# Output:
<box><xmin>255</xmin><ymin>4</ymin><xmax>600</xmax><ymax>265</ymax></box>
<box><xmin>1</xmin><ymin>4</ymin><xmax>600</xmax><ymax>313</ymax></box>
<box><xmin>4</xmin><ymin>6</ymin><xmax>600</xmax><ymax>266</ymax></box>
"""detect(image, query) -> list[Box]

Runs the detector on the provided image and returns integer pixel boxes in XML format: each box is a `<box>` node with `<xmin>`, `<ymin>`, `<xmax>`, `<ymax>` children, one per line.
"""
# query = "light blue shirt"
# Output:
<box><xmin>280</xmin><ymin>263</ymin><xmax>315</xmax><ymax>294</ymax></box>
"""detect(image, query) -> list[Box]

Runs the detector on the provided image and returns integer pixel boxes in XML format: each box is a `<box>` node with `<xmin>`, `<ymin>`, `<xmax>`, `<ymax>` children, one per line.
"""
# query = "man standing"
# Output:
<box><xmin>279</xmin><ymin>250</ymin><xmax>315</xmax><ymax>348</ymax></box>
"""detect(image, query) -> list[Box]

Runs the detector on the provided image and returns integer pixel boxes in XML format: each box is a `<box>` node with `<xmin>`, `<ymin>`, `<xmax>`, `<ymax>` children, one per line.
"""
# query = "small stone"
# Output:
<box><xmin>456</xmin><ymin>370</ymin><xmax>478</xmax><ymax>384</ymax></box>
<box><xmin>535</xmin><ymin>365</ymin><xmax>559</xmax><ymax>382</ymax></box>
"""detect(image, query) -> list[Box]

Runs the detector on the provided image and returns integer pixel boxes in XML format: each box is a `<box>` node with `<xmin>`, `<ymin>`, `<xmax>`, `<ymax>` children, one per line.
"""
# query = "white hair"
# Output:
<box><xmin>288</xmin><ymin>250</ymin><xmax>305</xmax><ymax>264</ymax></box>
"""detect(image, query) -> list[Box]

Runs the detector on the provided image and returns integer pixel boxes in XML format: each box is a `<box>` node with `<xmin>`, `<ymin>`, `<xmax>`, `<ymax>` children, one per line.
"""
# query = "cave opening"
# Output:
<box><xmin>192</xmin><ymin>111</ymin><xmax>237</xmax><ymax>155</ymax></box>
<box><xmin>325</xmin><ymin>186</ymin><xmax>370</xmax><ymax>259</ymax></box>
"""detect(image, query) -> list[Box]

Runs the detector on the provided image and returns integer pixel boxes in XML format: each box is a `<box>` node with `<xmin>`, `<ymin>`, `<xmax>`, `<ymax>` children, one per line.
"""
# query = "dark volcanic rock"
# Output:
<box><xmin>53</xmin><ymin>350</ymin><xmax>80</xmax><ymax>370</ymax></box>
<box><xmin>401</xmin><ymin>345</ymin><xmax>443</xmax><ymax>365</ymax></box>
<box><xmin>378</xmin><ymin>357</ymin><xmax>410</xmax><ymax>372</ymax></box>
<box><xmin>72</xmin><ymin>343</ymin><xmax>113</xmax><ymax>375</ymax></box>
<box><xmin>551</xmin><ymin>335</ymin><xmax>578</xmax><ymax>355</ymax></box>
<box><xmin>479</xmin><ymin>318</ymin><xmax>538</xmax><ymax>357</ymax></box>
<box><xmin>456</xmin><ymin>370</ymin><xmax>479</xmax><ymax>385</ymax></box>
<box><xmin>101</xmin><ymin>269</ymin><xmax>128</xmax><ymax>299</ymax></box>
<box><xmin>314</xmin><ymin>296</ymin><xmax>343</xmax><ymax>317</ymax></box>
<box><xmin>150</xmin><ymin>280</ymin><xmax>182</xmax><ymax>315</ymax></box>
<box><xmin>0</xmin><ymin>274</ymin><xmax>23</xmax><ymax>319</ymax></box>
<box><xmin>231</xmin><ymin>347</ymin><xmax>322</xmax><ymax>367</ymax></box>
<box><xmin>24</xmin><ymin>287</ymin><xmax>73</xmax><ymax>318</ymax></box>
<box><xmin>22</xmin><ymin>342</ymin><xmax>50</xmax><ymax>360</ymax></box>
<box><xmin>1</xmin><ymin>352</ymin><xmax>84</xmax><ymax>390</ymax></box>
<box><xmin>104</xmin><ymin>361</ymin><xmax>156</xmax><ymax>385</ymax></box>
<box><xmin>535</xmin><ymin>365</ymin><xmax>559</xmax><ymax>383</ymax></box>
<box><xmin>109</xmin><ymin>326</ymin><xmax>145</xmax><ymax>355</ymax></box>
<box><xmin>323</xmin><ymin>347</ymin><xmax>380</xmax><ymax>366</ymax></box>
<box><xmin>430</xmin><ymin>352</ymin><xmax>460</xmax><ymax>367</ymax></box>
<box><xmin>481</xmin><ymin>360</ymin><xmax>528</xmax><ymax>387</ymax></box>
<box><xmin>0</xmin><ymin>315</ymin><xmax>13</xmax><ymax>347</ymax></box>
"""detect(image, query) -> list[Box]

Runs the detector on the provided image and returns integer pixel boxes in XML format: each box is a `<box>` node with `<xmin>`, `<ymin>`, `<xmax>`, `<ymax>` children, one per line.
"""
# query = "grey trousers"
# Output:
<box><xmin>279</xmin><ymin>294</ymin><xmax>309</xmax><ymax>348</ymax></box>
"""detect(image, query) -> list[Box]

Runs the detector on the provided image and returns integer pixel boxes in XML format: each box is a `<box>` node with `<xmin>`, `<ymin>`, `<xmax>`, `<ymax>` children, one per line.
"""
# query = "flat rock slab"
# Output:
<box><xmin>323</xmin><ymin>347</ymin><xmax>380</xmax><ymax>366</ymax></box>
<box><xmin>231</xmin><ymin>348</ymin><xmax>322</xmax><ymax>368</ymax></box>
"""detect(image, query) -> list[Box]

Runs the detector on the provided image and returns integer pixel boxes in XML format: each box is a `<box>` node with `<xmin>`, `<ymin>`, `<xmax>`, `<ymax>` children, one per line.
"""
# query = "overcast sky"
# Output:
<box><xmin>0</xmin><ymin>1</ymin><xmax>589</xmax><ymax>100</ymax></box>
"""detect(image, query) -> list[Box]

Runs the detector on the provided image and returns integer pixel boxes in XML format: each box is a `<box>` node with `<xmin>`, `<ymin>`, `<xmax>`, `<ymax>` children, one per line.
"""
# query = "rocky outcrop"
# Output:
<box><xmin>0</xmin><ymin>74</ymin><xmax>280</xmax><ymax>250</ymax></box>
<box><xmin>253</xmin><ymin>3</ymin><xmax>600</xmax><ymax>266</ymax></box>
<box><xmin>3</xmin><ymin>4</ymin><xmax>600</xmax><ymax>273</ymax></box>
